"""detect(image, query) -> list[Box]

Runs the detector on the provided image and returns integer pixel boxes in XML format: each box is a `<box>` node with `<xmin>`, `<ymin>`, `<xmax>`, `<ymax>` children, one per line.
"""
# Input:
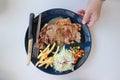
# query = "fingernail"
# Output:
<box><xmin>82</xmin><ymin>20</ymin><xmax>86</xmax><ymax>24</ymax></box>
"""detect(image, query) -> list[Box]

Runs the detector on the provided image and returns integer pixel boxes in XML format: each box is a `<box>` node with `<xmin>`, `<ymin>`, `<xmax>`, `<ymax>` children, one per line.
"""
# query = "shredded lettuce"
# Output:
<box><xmin>53</xmin><ymin>45</ymin><xmax>74</xmax><ymax>72</ymax></box>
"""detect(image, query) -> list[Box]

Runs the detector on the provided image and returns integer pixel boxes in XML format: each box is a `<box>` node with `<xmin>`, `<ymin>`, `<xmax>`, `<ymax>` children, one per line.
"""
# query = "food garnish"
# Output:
<box><xmin>70</xmin><ymin>46</ymin><xmax>85</xmax><ymax>63</ymax></box>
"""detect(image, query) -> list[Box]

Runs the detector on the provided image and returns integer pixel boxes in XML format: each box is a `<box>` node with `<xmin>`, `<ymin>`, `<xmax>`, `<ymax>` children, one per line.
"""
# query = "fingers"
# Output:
<box><xmin>77</xmin><ymin>9</ymin><xmax>85</xmax><ymax>18</ymax></box>
<box><xmin>82</xmin><ymin>10</ymin><xmax>91</xmax><ymax>25</ymax></box>
<box><xmin>77</xmin><ymin>9</ymin><xmax>92</xmax><ymax>26</ymax></box>
<box><xmin>77</xmin><ymin>9</ymin><xmax>99</xmax><ymax>27</ymax></box>
<box><xmin>88</xmin><ymin>11</ymin><xmax>100</xmax><ymax>27</ymax></box>
<box><xmin>87</xmin><ymin>16</ymin><xmax>98</xmax><ymax>27</ymax></box>
<box><xmin>77</xmin><ymin>9</ymin><xmax>91</xmax><ymax>26</ymax></box>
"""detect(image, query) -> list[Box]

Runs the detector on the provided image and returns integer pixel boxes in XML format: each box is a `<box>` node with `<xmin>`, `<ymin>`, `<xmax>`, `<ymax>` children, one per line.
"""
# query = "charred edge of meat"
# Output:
<box><xmin>38</xmin><ymin>18</ymin><xmax>82</xmax><ymax>49</ymax></box>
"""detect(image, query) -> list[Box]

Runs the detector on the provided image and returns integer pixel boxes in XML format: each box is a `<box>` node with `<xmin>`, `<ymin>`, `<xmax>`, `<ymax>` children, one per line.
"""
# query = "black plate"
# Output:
<box><xmin>24</xmin><ymin>8</ymin><xmax>92</xmax><ymax>75</ymax></box>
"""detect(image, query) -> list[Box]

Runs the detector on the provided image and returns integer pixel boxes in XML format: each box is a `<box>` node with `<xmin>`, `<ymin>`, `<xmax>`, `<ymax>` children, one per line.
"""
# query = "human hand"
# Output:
<box><xmin>77</xmin><ymin>0</ymin><xmax>103</xmax><ymax>27</ymax></box>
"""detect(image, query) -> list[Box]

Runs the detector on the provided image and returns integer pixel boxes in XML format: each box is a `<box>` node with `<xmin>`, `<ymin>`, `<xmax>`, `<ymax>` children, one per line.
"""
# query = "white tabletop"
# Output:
<box><xmin>0</xmin><ymin>0</ymin><xmax>120</xmax><ymax>80</ymax></box>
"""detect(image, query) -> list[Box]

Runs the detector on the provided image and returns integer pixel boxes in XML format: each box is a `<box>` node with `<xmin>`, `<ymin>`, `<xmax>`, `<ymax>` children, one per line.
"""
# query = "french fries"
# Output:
<box><xmin>35</xmin><ymin>42</ymin><xmax>59</xmax><ymax>69</ymax></box>
<box><xmin>35</xmin><ymin>57</ymin><xmax>54</xmax><ymax>69</ymax></box>
<box><xmin>37</xmin><ymin>44</ymin><xmax>50</xmax><ymax>59</ymax></box>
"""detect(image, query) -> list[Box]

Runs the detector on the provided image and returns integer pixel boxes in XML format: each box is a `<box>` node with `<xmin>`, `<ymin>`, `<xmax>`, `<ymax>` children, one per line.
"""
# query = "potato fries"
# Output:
<box><xmin>36</xmin><ymin>57</ymin><xmax>54</xmax><ymax>69</ymax></box>
<box><xmin>37</xmin><ymin>44</ymin><xmax>50</xmax><ymax>59</ymax></box>
<box><xmin>35</xmin><ymin>43</ymin><xmax>58</xmax><ymax>69</ymax></box>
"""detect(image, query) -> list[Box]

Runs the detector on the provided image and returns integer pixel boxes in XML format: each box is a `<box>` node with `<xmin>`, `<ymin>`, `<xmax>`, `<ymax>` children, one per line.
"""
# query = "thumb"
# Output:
<box><xmin>82</xmin><ymin>11</ymin><xmax>91</xmax><ymax>24</ymax></box>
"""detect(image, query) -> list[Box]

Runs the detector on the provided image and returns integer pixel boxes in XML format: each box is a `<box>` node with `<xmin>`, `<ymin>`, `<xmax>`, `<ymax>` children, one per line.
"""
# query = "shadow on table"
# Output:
<box><xmin>0</xmin><ymin>0</ymin><xmax>8</xmax><ymax>14</ymax></box>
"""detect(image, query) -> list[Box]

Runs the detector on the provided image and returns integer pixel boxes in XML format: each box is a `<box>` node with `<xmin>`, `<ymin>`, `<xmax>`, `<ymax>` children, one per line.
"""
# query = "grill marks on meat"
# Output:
<box><xmin>39</xmin><ymin>18</ymin><xmax>81</xmax><ymax>49</ymax></box>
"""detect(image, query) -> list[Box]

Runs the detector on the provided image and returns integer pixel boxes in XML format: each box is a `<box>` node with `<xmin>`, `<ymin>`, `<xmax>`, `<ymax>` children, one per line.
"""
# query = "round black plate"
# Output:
<box><xmin>25</xmin><ymin>8</ymin><xmax>92</xmax><ymax>75</ymax></box>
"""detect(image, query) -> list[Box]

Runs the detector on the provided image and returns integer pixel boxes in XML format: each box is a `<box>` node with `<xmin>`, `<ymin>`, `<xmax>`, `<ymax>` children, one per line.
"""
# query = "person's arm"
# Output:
<box><xmin>78</xmin><ymin>0</ymin><xmax>103</xmax><ymax>27</ymax></box>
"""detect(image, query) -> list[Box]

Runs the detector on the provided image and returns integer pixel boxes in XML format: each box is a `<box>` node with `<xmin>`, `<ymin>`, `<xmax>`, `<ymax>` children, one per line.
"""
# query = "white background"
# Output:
<box><xmin>0</xmin><ymin>0</ymin><xmax>120</xmax><ymax>80</ymax></box>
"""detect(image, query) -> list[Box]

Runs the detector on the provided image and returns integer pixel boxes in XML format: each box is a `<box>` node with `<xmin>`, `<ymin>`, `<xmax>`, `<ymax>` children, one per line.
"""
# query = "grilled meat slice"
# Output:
<box><xmin>38</xmin><ymin>18</ymin><xmax>81</xmax><ymax>49</ymax></box>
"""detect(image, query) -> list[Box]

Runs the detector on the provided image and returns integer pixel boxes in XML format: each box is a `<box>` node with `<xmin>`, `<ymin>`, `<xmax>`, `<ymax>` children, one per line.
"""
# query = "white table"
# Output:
<box><xmin>0</xmin><ymin>0</ymin><xmax>120</xmax><ymax>80</ymax></box>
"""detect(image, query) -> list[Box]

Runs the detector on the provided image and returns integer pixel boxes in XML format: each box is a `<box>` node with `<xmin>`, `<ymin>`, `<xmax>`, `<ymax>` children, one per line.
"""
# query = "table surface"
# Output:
<box><xmin>0</xmin><ymin>0</ymin><xmax>120</xmax><ymax>80</ymax></box>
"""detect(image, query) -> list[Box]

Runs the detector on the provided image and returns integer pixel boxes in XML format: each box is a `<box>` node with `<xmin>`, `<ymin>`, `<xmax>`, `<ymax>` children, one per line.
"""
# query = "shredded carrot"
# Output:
<box><xmin>71</xmin><ymin>48</ymin><xmax>85</xmax><ymax>63</ymax></box>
